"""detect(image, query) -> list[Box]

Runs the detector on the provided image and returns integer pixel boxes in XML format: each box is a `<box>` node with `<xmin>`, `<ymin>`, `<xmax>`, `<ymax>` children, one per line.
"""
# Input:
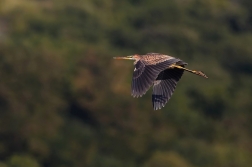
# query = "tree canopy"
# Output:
<box><xmin>0</xmin><ymin>0</ymin><xmax>252</xmax><ymax>166</ymax></box>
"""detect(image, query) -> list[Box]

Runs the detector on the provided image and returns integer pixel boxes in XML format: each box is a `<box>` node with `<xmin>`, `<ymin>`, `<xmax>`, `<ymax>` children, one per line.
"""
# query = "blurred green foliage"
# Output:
<box><xmin>0</xmin><ymin>0</ymin><xmax>252</xmax><ymax>166</ymax></box>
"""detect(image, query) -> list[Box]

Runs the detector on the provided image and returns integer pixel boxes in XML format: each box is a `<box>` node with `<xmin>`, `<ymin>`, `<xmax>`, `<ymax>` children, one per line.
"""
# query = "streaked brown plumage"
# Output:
<box><xmin>114</xmin><ymin>53</ymin><xmax>208</xmax><ymax>110</ymax></box>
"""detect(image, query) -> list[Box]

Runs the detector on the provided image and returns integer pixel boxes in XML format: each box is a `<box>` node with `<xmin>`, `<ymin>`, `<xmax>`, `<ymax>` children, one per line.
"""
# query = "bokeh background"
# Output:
<box><xmin>0</xmin><ymin>0</ymin><xmax>252</xmax><ymax>167</ymax></box>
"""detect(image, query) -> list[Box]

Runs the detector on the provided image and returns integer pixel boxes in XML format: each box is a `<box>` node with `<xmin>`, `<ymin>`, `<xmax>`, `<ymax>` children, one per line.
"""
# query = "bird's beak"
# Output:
<box><xmin>113</xmin><ymin>56</ymin><xmax>134</xmax><ymax>60</ymax></box>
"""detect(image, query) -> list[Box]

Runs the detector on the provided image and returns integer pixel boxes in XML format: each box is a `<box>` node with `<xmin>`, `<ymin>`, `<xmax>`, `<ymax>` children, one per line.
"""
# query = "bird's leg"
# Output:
<box><xmin>169</xmin><ymin>64</ymin><xmax>208</xmax><ymax>78</ymax></box>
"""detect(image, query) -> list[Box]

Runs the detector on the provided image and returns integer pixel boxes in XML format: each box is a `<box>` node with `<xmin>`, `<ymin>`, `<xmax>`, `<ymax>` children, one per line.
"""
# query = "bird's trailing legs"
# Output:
<box><xmin>169</xmin><ymin>64</ymin><xmax>208</xmax><ymax>78</ymax></box>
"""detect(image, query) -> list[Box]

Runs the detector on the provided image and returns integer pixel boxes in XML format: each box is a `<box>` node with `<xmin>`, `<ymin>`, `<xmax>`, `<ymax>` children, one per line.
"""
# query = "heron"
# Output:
<box><xmin>113</xmin><ymin>53</ymin><xmax>208</xmax><ymax>110</ymax></box>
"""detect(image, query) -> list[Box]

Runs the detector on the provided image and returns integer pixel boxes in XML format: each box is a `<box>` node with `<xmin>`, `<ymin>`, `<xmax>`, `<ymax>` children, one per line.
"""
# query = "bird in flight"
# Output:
<box><xmin>114</xmin><ymin>53</ymin><xmax>208</xmax><ymax>110</ymax></box>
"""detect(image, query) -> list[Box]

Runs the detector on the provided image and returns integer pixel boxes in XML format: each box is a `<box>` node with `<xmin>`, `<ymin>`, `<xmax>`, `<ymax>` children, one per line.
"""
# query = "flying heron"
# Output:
<box><xmin>114</xmin><ymin>53</ymin><xmax>208</xmax><ymax>110</ymax></box>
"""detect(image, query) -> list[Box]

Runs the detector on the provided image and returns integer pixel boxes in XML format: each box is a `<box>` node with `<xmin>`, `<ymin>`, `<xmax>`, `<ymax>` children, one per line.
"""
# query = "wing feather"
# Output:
<box><xmin>131</xmin><ymin>58</ymin><xmax>179</xmax><ymax>97</ymax></box>
<box><xmin>152</xmin><ymin>68</ymin><xmax>185</xmax><ymax>110</ymax></box>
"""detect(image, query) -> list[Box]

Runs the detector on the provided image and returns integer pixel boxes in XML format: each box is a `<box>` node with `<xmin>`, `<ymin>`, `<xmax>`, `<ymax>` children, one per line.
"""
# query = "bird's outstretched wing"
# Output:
<box><xmin>131</xmin><ymin>58</ymin><xmax>179</xmax><ymax>97</ymax></box>
<box><xmin>152</xmin><ymin>68</ymin><xmax>185</xmax><ymax>110</ymax></box>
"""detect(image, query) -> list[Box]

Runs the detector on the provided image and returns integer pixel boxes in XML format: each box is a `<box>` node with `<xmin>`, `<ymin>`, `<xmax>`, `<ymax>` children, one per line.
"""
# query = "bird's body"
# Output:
<box><xmin>114</xmin><ymin>53</ymin><xmax>207</xmax><ymax>110</ymax></box>
<box><xmin>133</xmin><ymin>53</ymin><xmax>174</xmax><ymax>65</ymax></box>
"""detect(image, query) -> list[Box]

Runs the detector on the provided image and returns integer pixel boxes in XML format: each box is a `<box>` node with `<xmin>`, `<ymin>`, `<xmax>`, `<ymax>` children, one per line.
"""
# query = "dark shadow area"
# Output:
<box><xmin>187</xmin><ymin>89</ymin><xmax>225</xmax><ymax>120</ymax></box>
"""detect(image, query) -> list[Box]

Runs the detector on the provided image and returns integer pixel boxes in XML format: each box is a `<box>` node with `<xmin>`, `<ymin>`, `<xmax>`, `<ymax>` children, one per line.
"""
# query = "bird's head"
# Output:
<box><xmin>113</xmin><ymin>54</ymin><xmax>140</xmax><ymax>60</ymax></box>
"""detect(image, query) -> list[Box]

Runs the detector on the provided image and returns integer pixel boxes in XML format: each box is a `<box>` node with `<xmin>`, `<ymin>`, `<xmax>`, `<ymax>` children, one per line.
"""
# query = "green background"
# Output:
<box><xmin>0</xmin><ymin>0</ymin><xmax>252</xmax><ymax>166</ymax></box>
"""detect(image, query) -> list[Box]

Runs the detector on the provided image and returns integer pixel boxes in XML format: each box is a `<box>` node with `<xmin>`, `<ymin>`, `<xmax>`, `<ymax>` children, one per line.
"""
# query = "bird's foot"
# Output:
<box><xmin>169</xmin><ymin>64</ymin><xmax>182</xmax><ymax>69</ymax></box>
